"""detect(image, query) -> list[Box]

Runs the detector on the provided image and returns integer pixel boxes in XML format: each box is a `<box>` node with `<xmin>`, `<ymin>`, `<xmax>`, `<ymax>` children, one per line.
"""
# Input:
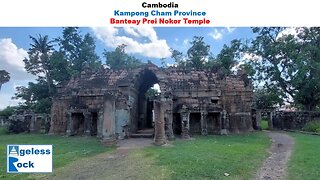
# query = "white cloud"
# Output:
<box><xmin>0</xmin><ymin>90</ymin><xmax>24</xmax><ymax>110</ymax></box>
<box><xmin>208</xmin><ymin>27</ymin><xmax>237</xmax><ymax>40</ymax></box>
<box><xmin>152</xmin><ymin>83</ymin><xmax>161</xmax><ymax>92</ymax></box>
<box><xmin>226</xmin><ymin>27</ymin><xmax>236</xmax><ymax>33</ymax></box>
<box><xmin>209</xmin><ymin>29</ymin><xmax>223</xmax><ymax>40</ymax></box>
<box><xmin>0</xmin><ymin>38</ymin><xmax>35</xmax><ymax>110</ymax></box>
<box><xmin>92</xmin><ymin>27</ymin><xmax>171</xmax><ymax>58</ymax></box>
<box><xmin>123</xmin><ymin>27</ymin><xmax>141</xmax><ymax>37</ymax></box>
<box><xmin>0</xmin><ymin>38</ymin><xmax>34</xmax><ymax>80</ymax></box>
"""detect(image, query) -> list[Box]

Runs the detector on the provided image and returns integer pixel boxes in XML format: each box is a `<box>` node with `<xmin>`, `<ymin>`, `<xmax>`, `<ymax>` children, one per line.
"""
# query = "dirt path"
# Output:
<box><xmin>33</xmin><ymin>138</ymin><xmax>158</xmax><ymax>180</ymax></box>
<box><xmin>256</xmin><ymin>132</ymin><xmax>294</xmax><ymax>180</ymax></box>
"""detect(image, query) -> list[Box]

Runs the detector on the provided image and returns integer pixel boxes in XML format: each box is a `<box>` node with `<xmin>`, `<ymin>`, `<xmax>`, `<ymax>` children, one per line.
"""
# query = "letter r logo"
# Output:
<box><xmin>8</xmin><ymin>157</ymin><xmax>19</xmax><ymax>172</ymax></box>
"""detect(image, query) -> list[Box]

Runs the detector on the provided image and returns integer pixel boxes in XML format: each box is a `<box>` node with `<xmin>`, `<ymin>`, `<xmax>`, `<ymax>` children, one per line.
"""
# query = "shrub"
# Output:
<box><xmin>7</xmin><ymin>115</ymin><xmax>30</xmax><ymax>133</ymax></box>
<box><xmin>302</xmin><ymin>121</ymin><xmax>320</xmax><ymax>133</ymax></box>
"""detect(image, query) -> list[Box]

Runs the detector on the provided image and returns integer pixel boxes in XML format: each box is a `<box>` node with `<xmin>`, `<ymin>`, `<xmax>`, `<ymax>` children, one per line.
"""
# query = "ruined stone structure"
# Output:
<box><xmin>8</xmin><ymin>110</ymin><xmax>50</xmax><ymax>133</ymax></box>
<box><xmin>273</xmin><ymin>111</ymin><xmax>320</xmax><ymax>130</ymax></box>
<box><xmin>50</xmin><ymin>63</ymin><xmax>254</xmax><ymax>145</ymax></box>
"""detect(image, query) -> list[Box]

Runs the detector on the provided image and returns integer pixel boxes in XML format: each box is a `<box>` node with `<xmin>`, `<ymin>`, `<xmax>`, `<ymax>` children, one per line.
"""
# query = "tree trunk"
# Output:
<box><xmin>45</xmin><ymin>70</ymin><xmax>53</xmax><ymax>99</ymax></box>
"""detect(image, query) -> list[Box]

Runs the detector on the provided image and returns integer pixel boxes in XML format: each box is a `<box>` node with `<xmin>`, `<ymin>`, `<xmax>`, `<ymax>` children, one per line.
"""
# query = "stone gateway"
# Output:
<box><xmin>49</xmin><ymin>63</ymin><xmax>255</xmax><ymax>145</ymax></box>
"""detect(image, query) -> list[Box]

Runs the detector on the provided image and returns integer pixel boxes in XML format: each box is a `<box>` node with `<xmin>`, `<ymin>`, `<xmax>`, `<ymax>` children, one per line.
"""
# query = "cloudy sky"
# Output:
<box><xmin>0</xmin><ymin>27</ymin><xmax>255</xmax><ymax>109</ymax></box>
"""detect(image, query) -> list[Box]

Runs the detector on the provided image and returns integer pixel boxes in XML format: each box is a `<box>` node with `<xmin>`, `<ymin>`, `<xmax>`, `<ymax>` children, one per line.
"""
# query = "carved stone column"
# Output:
<box><xmin>97</xmin><ymin>110</ymin><xmax>104</xmax><ymax>138</ymax></box>
<box><xmin>268</xmin><ymin>111</ymin><xmax>274</xmax><ymax>130</ymax></box>
<box><xmin>255</xmin><ymin>110</ymin><xmax>262</xmax><ymax>130</ymax></box>
<box><xmin>66</xmin><ymin>112</ymin><xmax>73</xmax><ymax>136</ymax></box>
<box><xmin>181</xmin><ymin>111</ymin><xmax>190</xmax><ymax>139</ymax></box>
<box><xmin>101</xmin><ymin>94</ymin><xmax>117</xmax><ymax>146</ymax></box>
<box><xmin>220</xmin><ymin>109</ymin><xmax>228</xmax><ymax>135</ymax></box>
<box><xmin>84</xmin><ymin>112</ymin><xmax>92</xmax><ymax>136</ymax></box>
<box><xmin>201</xmin><ymin>112</ymin><xmax>208</xmax><ymax>135</ymax></box>
<box><xmin>165</xmin><ymin>110</ymin><xmax>175</xmax><ymax>140</ymax></box>
<box><xmin>154</xmin><ymin>100</ymin><xmax>166</xmax><ymax>145</ymax></box>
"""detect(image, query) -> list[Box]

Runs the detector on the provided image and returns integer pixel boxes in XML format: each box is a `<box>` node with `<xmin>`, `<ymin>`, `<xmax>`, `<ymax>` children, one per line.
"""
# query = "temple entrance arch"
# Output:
<box><xmin>133</xmin><ymin>68</ymin><xmax>160</xmax><ymax>133</ymax></box>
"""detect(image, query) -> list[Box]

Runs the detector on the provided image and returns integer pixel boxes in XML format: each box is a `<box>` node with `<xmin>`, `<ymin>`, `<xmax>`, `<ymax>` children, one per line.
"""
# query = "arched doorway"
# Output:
<box><xmin>135</xmin><ymin>69</ymin><xmax>159</xmax><ymax>132</ymax></box>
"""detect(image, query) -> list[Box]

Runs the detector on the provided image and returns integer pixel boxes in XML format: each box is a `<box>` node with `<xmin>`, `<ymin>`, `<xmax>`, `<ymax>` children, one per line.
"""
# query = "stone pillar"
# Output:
<box><xmin>84</xmin><ymin>112</ymin><xmax>92</xmax><ymax>136</ymax></box>
<box><xmin>154</xmin><ymin>100</ymin><xmax>166</xmax><ymax>145</ymax></box>
<box><xmin>66</xmin><ymin>112</ymin><xmax>73</xmax><ymax>136</ymax></box>
<box><xmin>181</xmin><ymin>112</ymin><xmax>190</xmax><ymax>139</ymax></box>
<box><xmin>256</xmin><ymin>110</ymin><xmax>262</xmax><ymax>130</ymax></box>
<box><xmin>101</xmin><ymin>94</ymin><xmax>117</xmax><ymax>146</ymax></box>
<box><xmin>165</xmin><ymin>110</ymin><xmax>175</xmax><ymax>140</ymax></box>
<box><xmin>201</xmin><ymin>112</ymin><xmax>208</xmax><ymax>135</ymax></box>
<box><xmin>220</xmin><ymin>110</ymin><xmax>228</xmax><ymax>135</ymax></box>
<box><xmin>268</xmin><ymin>111</ymin><xmax>274</xmax><ymax>130</ymax></box>
<box><xmin>45</xmin><ymin>114</ymin><xmax>51</xmax><ymax>134</ymax></box>
<box><xmin>97</xmin><ymin>110</ymin><xmax>104</xmax><ymax>138</ymax></box>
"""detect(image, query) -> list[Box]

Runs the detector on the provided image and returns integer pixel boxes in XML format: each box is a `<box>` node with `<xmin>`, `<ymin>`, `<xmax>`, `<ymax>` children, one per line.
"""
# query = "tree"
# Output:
<box><xmin>103</xmin><ymin>44</ymin><xmax>143</xmax><ymax>69</ymax></box>
<box><xmin>249</xmin><ymin>27</ymin><xmax>320</xmax><ymax>110</ymax></box>
<box><xmin>170</xmin><ymin>36</ymin><xmax>211</xmax><ymax>69</ymax></box>
<box><xmin>186</xmin><ymin>36</ymin><xmax>210</xmax><ymax>69</ymax></box>
<box><xmin>215</xmin><ymin>40</ymin><xmax>241</xmax><ymax>75</ymax></box>
<box><xmin>57</xmin><ymin>27</ymin><xmax>101</xmax><ymax>76</ymax></box>
<box><xmin>0</xmin><ymin>106</ymin><xmax>15</xmax><ymax>118</ymax></box>
<box><xmin>170</xmin><ymin>48</ymin><xmax>184</xmax><ymax>66</ymax></box>
<box><xmin>0</xmin><ymin>70</ymin><xmax>10</xmax><ymax>91</ymax></box>
<box><xmin>145</xmin><ymin>88</ymin><xmax>160</xmax><ymax>100</ymax></box>
<box><xmin>23</xmin><ymin>34</ymin><xmax>55</xmax><ymax>97</ymax></box>
<box><xmin>13</xmin><ymin>78</ymin><xmax>52</xmax><ymax>113</ymax></box>
<box><xmin>255</xmin><ymin>87</ymin><xmax>284</xmax><ymax>110</ymax></box>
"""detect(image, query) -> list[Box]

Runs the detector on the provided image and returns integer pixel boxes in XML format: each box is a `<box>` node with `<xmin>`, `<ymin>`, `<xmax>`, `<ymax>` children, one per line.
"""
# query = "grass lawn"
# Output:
<box><xmin>0</xmin><ymin>127</ymin><xmax>114</xmax><ymax>180</ymax></box>
<box><xmin>141</xmin><ymin>132</ymin><xmax>271</xmax><ymax>180</ymax></box>
<box><xmin>288</xmin><ymin>133</ymin><xmax>320</xmax><ymax>180</ymax></box>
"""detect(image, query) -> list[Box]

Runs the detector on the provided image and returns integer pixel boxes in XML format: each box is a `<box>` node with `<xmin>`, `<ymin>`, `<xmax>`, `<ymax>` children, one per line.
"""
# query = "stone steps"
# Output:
<box><xmin>130</xmin><ymin>133</ymin><xmax>153</xmax><ymax>138</ymax></box>
<box><xmin>131</xmin><ymin>128</ymin><xmax>154</xmax><ymax>138</ymax></box>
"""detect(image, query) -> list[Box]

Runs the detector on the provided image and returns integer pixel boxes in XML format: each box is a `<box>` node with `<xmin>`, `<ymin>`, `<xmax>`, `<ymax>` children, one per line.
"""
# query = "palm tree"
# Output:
<box><xmin>24</xmin><ymin>34</ymin><xmax>54</xmax><ymax>97</ymax></box>
<box><xmin>0</xmin><ymin>70</ymin><xmax>10</xmax><ymax>91</ymax></box>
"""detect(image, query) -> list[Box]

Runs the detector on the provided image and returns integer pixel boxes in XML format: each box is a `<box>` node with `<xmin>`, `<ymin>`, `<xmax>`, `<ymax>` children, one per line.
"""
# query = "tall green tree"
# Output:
<box><xmin>170</xmin><ymin>48</ymin><xmax>185</xmax><ymax>67</ymax></box>
<box><xmin>170</xmin><ymin>36</ymin><xmax>211</xmax><ymax>69</ymax></box>
<box><xmin>255</xmin><ymin>87</ymin><xmax>284</xmax><ymax>110</ymax></box>
<box><xmin>13</xmin><ymin>78</ymin><xmax>52</xmax><ymax>113</ymax></box>
<box><xmin>103</xmin><ymin>44</ymin><xmax>143</xmax><ymax>69</ymax></box>
<box><xmin>0</xmin><ymin>70</ymin><xmax>10</xmax><ymax>91</ymax></box>
<box><xmin>186</xmin><ymin>36</ymin><xmax>210</xmax><ymax>69</ymax></box>
<box><xmin>23</xmin><ymin>34</ymin><xmax>55</xmax><ymax>97</ymax></box>
<box><xmin>216</xmin><ymin>40</ymin><xmax>241</xmax><ymax>75</ymax></box>
<box><xmin>57</xmin><ymin>27</ymin><xmax>100</xmax><ymax>76</ymax></box>
<box><xmin>249</xmin><ymin>27</ymin><xmax>320</xmax><ymax>110</ymax></box>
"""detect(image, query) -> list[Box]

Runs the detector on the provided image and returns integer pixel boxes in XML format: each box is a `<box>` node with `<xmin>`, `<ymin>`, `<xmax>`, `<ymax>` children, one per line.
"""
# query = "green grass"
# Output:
<box><xmin>142</xmin><ymin>132</ymin><xmax>270</xmax><ymax>180</ymax></box>
<box><xmin>0</xmin><ymin>126</ymin><xmax>8</xmax><ymax>135</ymax></box>
<box><xmin>0</xmin><ymin>131</ymin><xmax>114</xmax><ymax>180</ymax></box>
<box><xmin>261</xmin><ymin>120</ymin><xmax>269</xmax><ymax>130</ymax></box>
<box><xmin>288</xmin><ymin>133</ymin><xmax>320</xmax><ymax>180</ymax></box>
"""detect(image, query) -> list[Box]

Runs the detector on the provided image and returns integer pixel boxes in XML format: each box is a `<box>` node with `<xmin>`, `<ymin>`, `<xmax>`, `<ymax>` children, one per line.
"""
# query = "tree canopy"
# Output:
<box><xmin>103</xmin><ymin>44</ymin><xmax>143</xmax><ymax>69</ymax></box>
<box><xmin>7</xmin><ymin>27</ymin><xmax>320</xmax><ymax>113</ymax></box>
<box><xmin>0</xmin><ymin>70</ymin><xmax>10</xmax><ymax>91</ymax></box>
<box><xmin>14</xmin><ymin>27</ymin><xmax>102</xmax><ymax>113</ymax></box>
<box><xmin>249</xmin><ymin>27</ymin><xmax>320</xmax><ymax>110</ymax></box>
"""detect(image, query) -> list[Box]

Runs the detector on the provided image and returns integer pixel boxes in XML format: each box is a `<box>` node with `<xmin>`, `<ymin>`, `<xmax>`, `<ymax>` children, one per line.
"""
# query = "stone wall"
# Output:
<box><xmin>50</xmin><ymin>63</ymin><xmax>255</xmax><ymax>142</ymax></box>
<box><xmin>273</xmin><ymin>111</ymin><xmax>320</xmax><ymax>130</ymax></box>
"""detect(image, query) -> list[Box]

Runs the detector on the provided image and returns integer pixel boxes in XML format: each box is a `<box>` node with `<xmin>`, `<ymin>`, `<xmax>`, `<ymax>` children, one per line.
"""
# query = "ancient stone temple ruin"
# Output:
<box><xmin>49</xmin><ymin>63</ymin><xmax>254</xmax><ymax>145</ymax></box>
